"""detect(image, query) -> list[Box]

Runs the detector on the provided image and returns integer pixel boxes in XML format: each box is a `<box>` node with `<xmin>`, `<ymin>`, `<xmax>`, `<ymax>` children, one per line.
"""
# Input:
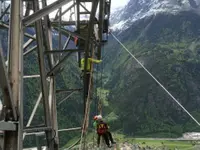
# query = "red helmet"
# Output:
<box><xmin>93</xmin><ymin>115</ymin><xmax>98</xmax><ymax>120</ymax></box>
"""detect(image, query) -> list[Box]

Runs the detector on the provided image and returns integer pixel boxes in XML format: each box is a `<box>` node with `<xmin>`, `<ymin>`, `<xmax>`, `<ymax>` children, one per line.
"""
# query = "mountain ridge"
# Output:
<box><xmin>111</xmin><ymin>0</ymin><xmax>200</xmax><ymax>31</ymax></box>
<box><xmin>102</xmin><ymin>9</ymin><xmax>200</xmax><ymax>137</ymax></box>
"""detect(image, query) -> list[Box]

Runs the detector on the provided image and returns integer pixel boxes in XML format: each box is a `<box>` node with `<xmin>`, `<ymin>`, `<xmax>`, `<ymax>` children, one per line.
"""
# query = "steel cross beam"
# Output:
<box><xmin>23</xmin><ymin>45</ymin><xmax>37</xmax><ymax>56</ymax></box>
<box><xmin>63</xmin><ymin>35</ymin><xmax>71</xmax><ymax>50</ymax></box>
<box><xmin>53</xmin><ymin>26</ymin><xmax>85</xmax><ymax>40</ymax></box>
<box><xmin>79</xmin><ymin>3</ymin><xmax>90</xmax><ymax>13</ymax></box>
<box><xmin>24</xmin><ymin>127</ymin><xmax>81</xmax><ymax>136</ymax></box>
<box><xmin>0</xmin><ymin>4</ymin><xmax>10</xmax><ymax>20</ymax></box>
<box><xmin>46</xmin><ymin>52</ymin><xmax>73</xmax><ymax>76</ymax></box>
<box><xmin>23</xmin><ymin>92</ymin><xmax>42</xmax><ymax>139</ymax></box>
<box><xmin>0</xmin><ymin>22</ymin><xmax>36</xmax><ymax>40</ymax></box>
<box><xmin>44</xmin><ymin>49</ymin><xmax>84</xmax><ymax>54</ymax></box>
<box><xmin>23</xmin><ymin>0</ymin><xmax>72</xmax><ymax>26</ymax></box>
<box><xmin>58</xmin><ymin>127</ymin><xmax>81</xmax><ymax>132</ymax></box>
<box><xmin>23</xmin><ymin>35</ymin><xmax>36</xmax><ymax>50</ymax></box>
<box><xmin>54</xmin><ymin>3</ymin><xmax>75</xmax><ymax>21</ymax></box>
<box><xmin>57</xmin><ymin>91</ymin><xmax>76</xmax><ymax>106</ymax></box>
<box><xmin>25</xmin><ymin>20</ymin><xmax>98</xmax><ymax>27</ymax></box>
<box><xmin>0</xmin><ymin>0</ymin><xmax>112</xmax><ymax>149</ymax></box>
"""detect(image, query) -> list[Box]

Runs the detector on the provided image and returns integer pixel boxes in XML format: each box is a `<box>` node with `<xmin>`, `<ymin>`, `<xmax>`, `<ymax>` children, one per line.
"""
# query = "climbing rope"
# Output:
<box><xmin>79</xmin><ymin>44</ymin><xmax>96</xmax><ymax>150</ymax></box>
<box><xmin>95</xmin><ymin>65</ymin><xmax>99</xmax><ymax>114</ymax></box>
<box><xmin>80</xmin><ymin>71</ymin><xmax>93</xmax><ymax>149</ymax></box>
<box><xmin>111</xmin><ymin>33</ymin><xmax>200</xmax><ymax>127</ymax></box>
<box><xmin>80</xmin><ymin>42</ymin><xmax>106</xmax><ymax>149</ymax></box>
<box><xmin>68</xmin><ymin>138</ymin><xmax>81</xmax><ymax>149</ymax></box>
<box><xmin>79</xmin><ymin>70</ymin><xmax>93</xmax><ymax>149</ymax></box>
<box><xmin>91</xmin><ymin>44</ymin><xmax>105</xmax><ymax>149</ymax></box>
<box><xmin>93</xmin><ymin>56</ymin><xmax>99</xmax><ymax>149</ymax></box>
<box><xmin>98</xmin><ymin>44</ymin><xmax>105</xmax><ymax>115</ymax></box>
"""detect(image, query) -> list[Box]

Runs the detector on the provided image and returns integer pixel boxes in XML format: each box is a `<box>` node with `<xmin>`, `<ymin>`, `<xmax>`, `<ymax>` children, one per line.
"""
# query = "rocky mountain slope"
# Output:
<box><xmin>111</xmin><ymin>0</ymin><xmax>200</xmax><ymax>31</ymax></box>
<box><xmin>102</xmin><ymin>0</ymin><xmax>200</xmax><ymax>138</ymax></box>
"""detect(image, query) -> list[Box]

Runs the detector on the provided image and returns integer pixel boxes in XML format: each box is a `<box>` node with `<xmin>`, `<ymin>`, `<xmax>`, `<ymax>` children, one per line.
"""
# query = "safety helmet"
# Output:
<box><xmin>97</xmin><ymin>115</ymin><xmax>102</xmax><ymax>120</ymax></box>
<box><xmin>93</xmin><ymin>115</ymin><xmax>98</xmax><ymax>120</ymax></box>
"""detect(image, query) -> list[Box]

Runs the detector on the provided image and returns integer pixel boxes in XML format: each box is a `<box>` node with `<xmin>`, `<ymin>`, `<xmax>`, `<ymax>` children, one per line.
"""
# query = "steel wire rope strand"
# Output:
<box><xmin>67</xmin><ymin>138</ymin><xmax>81</xmax><ymax>149</ymax></box>
<box><xmin>111</xmin><ymin>32</ymin><xmax>200</xmax><ymax>127</ymax></box>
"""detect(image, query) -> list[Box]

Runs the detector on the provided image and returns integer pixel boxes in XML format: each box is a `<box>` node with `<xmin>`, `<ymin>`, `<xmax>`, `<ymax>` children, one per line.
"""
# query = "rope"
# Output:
<box><xmin>79</xmin><ymin>44</ymin><xmax>96</xmax><ymax>150</ymax></box>
<box><xmin>67</xmin><ymin>138</ymin><xmax>81</xmax><ymax>149</ymax></box>
<box><xmin>80</xmin><ymin>43</ymin><xmax>105</xmax><ymax>149</ymax></box>
<box><xmin>98</xmin><ymin>44</ymin><xmax>105</xmax><ymax>115</ymax></box>
<box><xmin>95</xmin><ymin>65</ymin><xmax>99</xmax><ymax>114</ymax></box>
<box><xmin>111</xmin><ymin>33</ymin><xmax>200</xmax><ymax>127</ymax></box>
<box><xmin>79</xmin><ymin>72</ymin><xmax>93</xmax><ymax>149</ymax></box>
<box><xmin>79</xmin><ymin>72</ymin><xmax>92</xmax><ymax>149</ymax></box>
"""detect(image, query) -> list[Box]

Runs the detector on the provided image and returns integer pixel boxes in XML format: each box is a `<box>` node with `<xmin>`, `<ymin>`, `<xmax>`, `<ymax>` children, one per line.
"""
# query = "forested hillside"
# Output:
<box><xmin>2</xmin><ymin>5</ymin><xmax>200</xmax><ymax>149</ymax></box>
<box><xmin>102</xmin><ymin>11</ymin><xmax>200</xmax><ymax>137</ymax></box>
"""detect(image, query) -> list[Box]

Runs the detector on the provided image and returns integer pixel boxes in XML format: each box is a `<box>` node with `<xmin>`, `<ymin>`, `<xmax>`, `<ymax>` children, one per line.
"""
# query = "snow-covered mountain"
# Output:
<box><xmin>111</xmin><ymin>0</ymin><xmax>200</xmax><ymax>31</ymax></box>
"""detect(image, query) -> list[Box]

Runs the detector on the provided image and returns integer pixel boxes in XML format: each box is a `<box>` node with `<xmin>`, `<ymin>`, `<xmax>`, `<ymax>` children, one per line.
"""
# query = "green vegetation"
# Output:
<box><xmin>3</xmin><ymin>11</ymin><xmax>200</xmax><ymax>149</ymax></box>
<box><xmin>97</xmin><ymin>88</ymin><xmax>110</xmax><ymax>106</ymax></box>
<box><xmin>127</xmin><ymin>138</ymin><xmax>195</xmax><ymax>149</ymax></box>
<box><xmin>61</xmin><ymin>133</ymin><xmax>199</xmax><ymax>149</ymax></box>
<box><xmin>113</xmin><ymin>134</ymin><xmax>198</xmax><ymax>149</ymax></box>
<box><xmin>102</xmin><ymin>12</ymin><xmax>200</xmax><ymax>138</ymax></box>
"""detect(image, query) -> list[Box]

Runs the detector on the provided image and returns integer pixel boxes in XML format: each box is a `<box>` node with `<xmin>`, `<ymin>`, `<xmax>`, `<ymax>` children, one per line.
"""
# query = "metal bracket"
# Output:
<box><xmin>0</xmin><ymin>121</ymin><xmax>17</xmax><ymax>131</ymax></box>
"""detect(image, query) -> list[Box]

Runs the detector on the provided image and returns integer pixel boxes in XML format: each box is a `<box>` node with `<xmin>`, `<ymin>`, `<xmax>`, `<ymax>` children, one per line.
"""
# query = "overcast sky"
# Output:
<box><xmin>111</xmin><ymin>0</ymin><xmax>129</xmax><ymax>10</ymax></box>
<box><xmin>46</xmin><ymin>0</ymin><xmax>130</xmax><ymax>19</ymax></box>
<box><xmin>47</xmin><ymin>0</ymin><xmax>130</xmax><ymax>12</ymax></box>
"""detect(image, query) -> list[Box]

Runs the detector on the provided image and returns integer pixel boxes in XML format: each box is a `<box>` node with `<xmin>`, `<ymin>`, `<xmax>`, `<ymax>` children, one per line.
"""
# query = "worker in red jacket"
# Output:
<box><xmin>93</xmin><ymin>115</ymin><xmax>116</xmax><ymax>148</ymax></box>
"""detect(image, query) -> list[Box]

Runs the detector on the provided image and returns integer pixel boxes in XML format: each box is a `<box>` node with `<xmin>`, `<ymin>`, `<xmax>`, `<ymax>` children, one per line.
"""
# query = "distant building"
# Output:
<box><xmin>183</xmin><ymin>132</ymin><xmax>200</xmax><ymax>140</ymax></box>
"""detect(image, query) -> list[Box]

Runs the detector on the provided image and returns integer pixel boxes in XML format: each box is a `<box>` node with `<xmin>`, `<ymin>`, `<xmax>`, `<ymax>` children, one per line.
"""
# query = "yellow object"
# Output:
<box><xmin>81</xmin><ymin>58</ymin><xmax>102</xmax><ymax>71</ymax></box>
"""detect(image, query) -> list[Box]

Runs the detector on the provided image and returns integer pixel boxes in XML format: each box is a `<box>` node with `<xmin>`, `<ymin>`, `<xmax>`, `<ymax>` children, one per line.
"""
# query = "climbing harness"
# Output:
<box><xmin>97</xmin><ymin>122</ymin><xmax>107</xmax><ymax>135</ymax></box>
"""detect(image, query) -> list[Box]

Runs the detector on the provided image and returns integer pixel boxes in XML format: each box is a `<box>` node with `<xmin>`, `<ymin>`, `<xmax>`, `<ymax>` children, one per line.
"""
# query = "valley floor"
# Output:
<box><xmin>62</xmin><ymin>133</ymin><xmax>200</xmax><ymax>150</ymax></box>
